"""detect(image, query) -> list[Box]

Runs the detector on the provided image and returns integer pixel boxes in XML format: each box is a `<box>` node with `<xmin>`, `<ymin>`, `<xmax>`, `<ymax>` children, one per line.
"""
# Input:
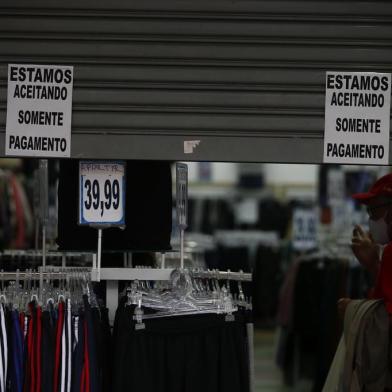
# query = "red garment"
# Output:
<box><xmin>35</xmin><ymin>307</ymin><xmax>42</xmax><ymax>392</ymax></box>
<box><xmin>80</xmin><ymin>367</ymin><xmax>85</xmax><ymax>392</ymax></box>
<box><xmin>54</xmin><ymin>302</ymin><xmax>64</xmax><ymax>392</ymax></box>
<box><xmin>371</xmin><ymin>242</ymin><xmax>392</xmax><ymax>313</ymax></box>
<box><xmin>10</xmin><ymin>175</ymin><xmax>25</xmax><ymax>249</ymax></box>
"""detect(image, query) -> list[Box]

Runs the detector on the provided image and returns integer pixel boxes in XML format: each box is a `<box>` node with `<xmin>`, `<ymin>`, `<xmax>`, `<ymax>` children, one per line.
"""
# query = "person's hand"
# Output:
<box><xmin>337</xmin><ymin>298</ymin><xmax>351</xmax><ymax>320</ymax></box>
<box><xmin>351</xmin><ymin>225</ymin><xmax>380</xmax><ymax>276</ymax></box>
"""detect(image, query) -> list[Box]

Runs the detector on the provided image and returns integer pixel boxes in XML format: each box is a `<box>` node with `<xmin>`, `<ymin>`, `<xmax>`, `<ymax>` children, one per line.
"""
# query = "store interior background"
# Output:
<box><xmin>175</xmin><ymin>162</ymin><xmax>383</xmax><ymax>392</ymax></box>
<box><xmin>0</xmin><ymin>159</ymin><xmax>387</xmax><ymax>392</ymax></box>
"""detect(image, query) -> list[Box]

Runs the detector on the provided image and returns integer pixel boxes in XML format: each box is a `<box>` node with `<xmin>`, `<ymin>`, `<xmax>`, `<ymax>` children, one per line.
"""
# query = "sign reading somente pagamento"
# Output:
<box><xmin>324</xmin><ymin>71</ymin><xmax>391</xmax><ymax>165</ymax></box>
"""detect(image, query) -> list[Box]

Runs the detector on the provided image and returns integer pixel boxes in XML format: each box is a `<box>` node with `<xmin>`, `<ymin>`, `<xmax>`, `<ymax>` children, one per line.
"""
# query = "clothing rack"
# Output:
<box><xmin>191</xmin><ymin>269</ymin><xmax>252</xmax><ymax>282</ymax></box>
<box><xmin>1</xmin><ymin>250</ymin><xmax>93</xmax><ymax>258</ymax></box>
<box><xmin>99</xmin><ymin>267</ymin><xmax>251</xmax><ymax>323</ymax></box>
<box><xmin>97</xmin><ymin>268</ymin><xmax>251</xmax><ymax>282</ymax></box>
<box><xmin>0</xmin><ymin>269</ymin><xmax>88</xmax><ymax>280</ymax></box>
<box><xmin>99</xmin><ymin>267</ymin><xmax>174</xmax><ymax>281</ymax></box>
<box><xmin>0</xmin><ymin>250</ymin><xmax>252</xmax><ymax>322</ymax></box>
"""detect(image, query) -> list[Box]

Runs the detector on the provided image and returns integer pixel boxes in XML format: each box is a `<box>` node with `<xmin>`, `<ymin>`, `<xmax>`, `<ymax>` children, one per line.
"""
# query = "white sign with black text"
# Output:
<box><xmin>292</xmin><ymin>208</ymin><xmax>318</xmax><ymax>251</ymax></box>
<box><xmin>6</xmin><ymin>64</ymin><xmax>73</xmax><ymax>157</ymax></box>
<box><xmin>79</xmin><ymin>161</ymin><xmax>126</xmax><ymax>226</ymax></box>
<box><xmin>327</xmin><ymin>169</ymin><xmax>345</xmax><ymax>203</ymax></box>
<box><xmin>323</xmin><ymin>71</ymin><xmax>391</xmax><ymax>165</ymax></box>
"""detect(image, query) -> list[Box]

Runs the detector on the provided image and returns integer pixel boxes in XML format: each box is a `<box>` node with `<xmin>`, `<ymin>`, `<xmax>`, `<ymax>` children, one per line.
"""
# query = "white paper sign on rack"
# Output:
<box><xmin>327</xmin><ymin>169</ymin><xmax>346</xmax><ymax>203</ymax></box>
<box><xmin>235</xmin><ymin>198</ymin><xmax>259</xmax><ymax>225</ymax></box>
<box><xmin>79</xmin><ymin>161</ymin><xmax>126</xmax><ymax>226</ymax></box>
<box><xmin>323</xmin><ymin>71</ymin><xmax>391</xmax><ymax>165</ymax></box>
<box><xmin>292</xmin><ymin>208</ymin><xmax>318</xmax><ymax>251</ymax></box>
<box><xmin>6</xmin><ymin>64</ymin><xmax>74</xmax><ymax>157</ymax></box>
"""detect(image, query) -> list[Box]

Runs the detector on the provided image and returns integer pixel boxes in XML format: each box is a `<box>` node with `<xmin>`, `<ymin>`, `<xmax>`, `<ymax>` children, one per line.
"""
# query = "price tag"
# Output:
<box><xmin>79</xmin><ymin>161</ymin><xmax>126</xmax><ymax>226</ymax></box>
<box><xmin>292</xmin><ymin>208</ymin><xmax>317</xmax><ymax>251</ymax></box>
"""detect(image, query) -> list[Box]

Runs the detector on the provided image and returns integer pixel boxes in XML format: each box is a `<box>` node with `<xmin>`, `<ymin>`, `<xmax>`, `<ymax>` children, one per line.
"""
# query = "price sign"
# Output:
<box><xmin>292</xmin><ymin>208</ymin><xmax>318</xmax><ymax>251</ymax></box>
<box><xmin>79</xmin><ymin>161</ymin><xmax>125</xmax><ymax>226</ymax></box>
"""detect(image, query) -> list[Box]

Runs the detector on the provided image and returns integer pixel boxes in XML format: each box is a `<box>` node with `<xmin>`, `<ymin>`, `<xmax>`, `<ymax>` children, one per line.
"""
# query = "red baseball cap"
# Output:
<box><xmin>352</xmin><ymin>173</ymin><xmax>392</xmax><ymax>204</ymax></box>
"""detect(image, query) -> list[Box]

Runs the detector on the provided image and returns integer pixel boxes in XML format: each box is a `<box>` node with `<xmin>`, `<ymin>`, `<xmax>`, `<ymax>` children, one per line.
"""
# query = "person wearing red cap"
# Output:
<box><xmin>339</xmin><ymin>173</ymin><xmax>392</xmax><ymax>318</ymax></box>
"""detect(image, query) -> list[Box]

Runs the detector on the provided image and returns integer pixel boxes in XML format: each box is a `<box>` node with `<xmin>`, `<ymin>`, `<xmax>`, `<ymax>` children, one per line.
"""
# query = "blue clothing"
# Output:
<box><xmin>10</xmin><ymin>310</ymin><xmax>23</xmax><ymax>392</ymax></box>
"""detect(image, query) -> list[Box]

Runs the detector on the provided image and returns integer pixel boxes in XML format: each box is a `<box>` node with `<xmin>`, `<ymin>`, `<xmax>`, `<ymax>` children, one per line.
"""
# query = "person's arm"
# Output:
<box><xmin>351</xmin><ymin>225</ymin><xmax>380</xmax><ymax>284</ymax></box>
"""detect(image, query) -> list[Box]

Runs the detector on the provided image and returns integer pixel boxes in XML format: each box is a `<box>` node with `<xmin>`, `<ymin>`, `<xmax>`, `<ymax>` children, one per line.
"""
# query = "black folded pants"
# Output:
<box><xmin>112</xmin><ymin>306</ymin><xmax>250</xmax><ymax>392</ymax></box>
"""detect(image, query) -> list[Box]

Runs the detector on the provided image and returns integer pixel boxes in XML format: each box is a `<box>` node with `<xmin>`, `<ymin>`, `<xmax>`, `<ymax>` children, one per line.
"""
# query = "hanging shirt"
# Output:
<box><xmin>34</xmin><ymin>306</ymin><xmax>42</xmax><ymax>392</ymax></box>
<box><xmin>83</xmin><ymin>296</ymin><xmax>97</xmax><ymax>392</ymax></box>
<box><xmin>81</xmin><ymin>320</ymin><xmax>90</xmax><ymax>392</ymax></box>
<box><xmin>371</xmin><ymin>242</ymin><xmax>392</xmax><ymax>313</ymax></box>
<box><xmin>10</xmin><ymin>310</ymin><xmax>23</xmax><ymax>392</ymax></box>
<box><xmin>71</xmin><ymin>313</ymin><xmax>84</xmax><ymax>392</ymax></box>
<box><xmin>54</xmin><ymin>301</ymin><xmax>65</xmax><ymax>392</ymax></box>
<box><xmin>61</xmin><ymin>299</ymin><xmax>72</xmax><ymax>392</ymax></box>
<box><xmin>0</xmin><ymin>304</ymin><xmax>7</xmax><ymax>392</ymax></box>
<box><xmin>41</xmin><ymin>310</ymin><xmax>55</xmax><ymax>392</ymax></box>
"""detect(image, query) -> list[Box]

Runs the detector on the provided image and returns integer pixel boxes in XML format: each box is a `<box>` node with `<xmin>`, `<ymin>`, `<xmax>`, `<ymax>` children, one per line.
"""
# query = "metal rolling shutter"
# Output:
<box><xmin>0</xmin><ymin>0</ymin><xmax>391</xmax><ymax>162</ymax></box>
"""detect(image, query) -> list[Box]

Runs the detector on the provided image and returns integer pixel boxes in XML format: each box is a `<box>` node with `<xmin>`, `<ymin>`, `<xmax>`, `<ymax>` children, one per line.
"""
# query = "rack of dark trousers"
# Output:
<box><xmin>112</xmin><ymin>296</ymin><xmax>253</xmax><ymax>392</ymax></box>
<box><xmin>108</xmin><ymin>267</ymin><xmax>254</xmax><ymax>392</ymax></box>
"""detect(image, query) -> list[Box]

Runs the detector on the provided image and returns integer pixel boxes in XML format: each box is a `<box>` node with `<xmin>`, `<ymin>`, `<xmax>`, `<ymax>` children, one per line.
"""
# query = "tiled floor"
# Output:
<box><xmin>254</xmin><ymin>329</ymin><xmax>312</xmax><ymax>392</ymax></box>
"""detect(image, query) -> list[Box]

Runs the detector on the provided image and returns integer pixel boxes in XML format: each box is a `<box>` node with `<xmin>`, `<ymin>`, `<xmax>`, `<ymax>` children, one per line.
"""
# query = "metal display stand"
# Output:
<box><xmin>0</xmin><ymin>253</ymin><xmax>251</xmax><ymax>323</ymax></box>
<box><xmin>176</xmin><ymin>163</ymin><xmax>188</xmax><ymax>270</ymax></box>
<box><xmin>38</xmin><ymin>160</ymin><xmax>49</xmax><ymax>268</ymax></box>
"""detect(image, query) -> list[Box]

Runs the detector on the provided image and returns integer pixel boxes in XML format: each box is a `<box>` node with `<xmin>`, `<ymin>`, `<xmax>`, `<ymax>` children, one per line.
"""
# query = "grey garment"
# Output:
<box><xmin>322</xmin><ymin>332</ymin><xmax>346</xmax><ymax>392</ymax></box>
<box><xmin>247</xmin><ymin>323</ymin><xmax>255</xmax><ymax>392</ymax></box>
<box><xmin>323</xmin><ymin>299</ymin><xmax>389</xmax><ymax>392</ymax></box>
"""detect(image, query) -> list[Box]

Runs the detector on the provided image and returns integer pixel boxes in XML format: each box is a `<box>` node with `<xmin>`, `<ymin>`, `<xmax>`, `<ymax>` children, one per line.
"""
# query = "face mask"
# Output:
<box><xmin>369</xmin><ymin>214</ymin><xmax>390</xmax><ymax>245</ymax></box>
